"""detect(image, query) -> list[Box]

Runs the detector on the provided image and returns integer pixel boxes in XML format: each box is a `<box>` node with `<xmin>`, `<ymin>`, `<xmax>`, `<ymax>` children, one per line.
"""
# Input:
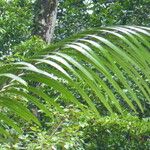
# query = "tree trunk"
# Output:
<box><xmin>33</xmin><ymin>0</ymin><xmax>58</xmax><ymax>43</ymax></box>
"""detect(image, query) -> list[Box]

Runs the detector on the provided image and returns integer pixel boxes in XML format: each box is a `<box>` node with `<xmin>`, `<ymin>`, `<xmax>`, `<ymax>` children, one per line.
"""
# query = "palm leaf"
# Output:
<box><xmin>0</xmin><ymin>26</ymin><xmax>149</xmax><ymax>136</ymax></box>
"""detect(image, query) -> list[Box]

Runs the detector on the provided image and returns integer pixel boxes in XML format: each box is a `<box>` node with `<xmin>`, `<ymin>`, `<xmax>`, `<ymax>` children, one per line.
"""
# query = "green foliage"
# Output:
<box><xmin>0</xmin><ymin>0</ymin><xmax>33</xmax><ymax>56</ymax></box>
<box><xmin>1</xmin><ymin>111</ymin><xmax>149</xmax><ymax>149</ymax></box>
<box><xmin>0</xmin><ymin>1</ymin><xmax>150</xmax><ymax>149</ymax></box>
<box><xmin>55</xmin><ymin>0</ymin><xmax>150</xmax><ymax>41</ymax></box>
<box><xmin>1</xmin><ymin>0</ymin><xmax>149</xmax><ymax>56</ymax></box>
<box><xmin>2</xmin><ymin>36</ymin><xmax>46</xmax><ymax>63</ymax></box>
<box><xmin>83</xmin><ymin>115</ymin><xmax>150</xmax><ymax>150</ymax></box>
<box><xmin>0</xmin><ymin>26</ymin><xmax>150</xmax><ymax>138</ymax></box>
<box><xmin>14</xmin><ymin>36</ymin><xmax>46</xmax><ymax>61</ymax></box>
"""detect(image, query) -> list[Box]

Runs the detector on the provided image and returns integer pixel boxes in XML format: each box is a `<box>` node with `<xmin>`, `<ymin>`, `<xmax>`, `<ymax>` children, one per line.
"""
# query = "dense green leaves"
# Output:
<box><xmin>0</xmin><ymin>0</ymin><xmax>33</xmax><ymax>56</ymax></box>
<box><xmin>0</xmin><ymin>26</ymin><xmax>150</xmax><ymax>136</ymax></box>
<box><xmin>55</xmin><ymin>0</ymin><xmax>150</xmax><ymax>41</ymax></box>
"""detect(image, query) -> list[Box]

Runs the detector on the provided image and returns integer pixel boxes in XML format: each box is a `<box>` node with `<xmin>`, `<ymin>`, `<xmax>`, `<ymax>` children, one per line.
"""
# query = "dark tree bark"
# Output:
<box><xmin>33</xmin><ymin>0</ymin><xmax>58</xmax><ymax>43</ymax></box>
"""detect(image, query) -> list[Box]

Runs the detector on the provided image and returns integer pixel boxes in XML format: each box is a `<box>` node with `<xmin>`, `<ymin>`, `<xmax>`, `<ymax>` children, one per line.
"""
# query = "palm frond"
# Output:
<box><xmin>0</xmin><ymin>26</ymin><xmax>150</xmax><ymax>136</ymax></box>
